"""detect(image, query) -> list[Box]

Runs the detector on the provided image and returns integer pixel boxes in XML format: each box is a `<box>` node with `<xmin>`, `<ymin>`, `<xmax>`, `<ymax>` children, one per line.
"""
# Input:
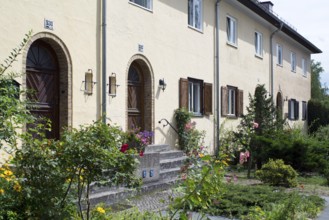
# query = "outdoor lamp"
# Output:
<box><xmin>159</xmin><ymin>78</ymin><xmax>167</xmax><ymax>91</ymax></box>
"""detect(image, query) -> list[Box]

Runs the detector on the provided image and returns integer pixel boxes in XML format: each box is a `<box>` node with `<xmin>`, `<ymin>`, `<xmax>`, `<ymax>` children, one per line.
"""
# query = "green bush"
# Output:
<box><xmin>256</xmin><ymin>159</ymin><xmax>298</xmax><ymax>187</ymax></box>
<box><xmin>308</xmin><ymin>99</ymin><xmax>329</xmax><ymax>133</ymax></box>
<box><xmin>174</xmin><ymin>108</ymin><xmax>191</xmax><ymax>151</ymax></box>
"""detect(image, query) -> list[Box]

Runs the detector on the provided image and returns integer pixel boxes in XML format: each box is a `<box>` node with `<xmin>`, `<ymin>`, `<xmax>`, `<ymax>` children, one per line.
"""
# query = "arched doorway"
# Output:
<box><xmin>126</xmin><ymin>56</ymin><xmax>154</xmax><ymax>132</ymax></box>
<box><xmin>128</xmin><ymin>63</ymin><xmax>144</xmax><ymax>130</ymax></box>
<box><xmin>276</xmin><ymin>92</ymin><xmax>283</xmax><ymax>120</ymax></box>
<box><xmin>26</xmin><ymin>40</ymin><xmax>60</xmax><ymax>139</ymax></box>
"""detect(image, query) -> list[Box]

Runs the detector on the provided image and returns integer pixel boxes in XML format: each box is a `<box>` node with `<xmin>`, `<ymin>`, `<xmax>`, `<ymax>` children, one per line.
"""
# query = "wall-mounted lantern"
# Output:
<box><xmin>109</xmin><ymin>73</ymin><xmax>119</xmax><ymax>97</ymax></box>
<box><xmin>159</xmin><ymin>78</ymin><xmax>167</xmax><ymax>91</ymax></box>
<box><xmin>84</xmin><ymin>69</ymin><xmax>96</xmax><ymax>95</ymax></box>
<box><xmin>284</xmin><ymin>96</ymin><xmax>288</xmax><ymax>102</ymax></box>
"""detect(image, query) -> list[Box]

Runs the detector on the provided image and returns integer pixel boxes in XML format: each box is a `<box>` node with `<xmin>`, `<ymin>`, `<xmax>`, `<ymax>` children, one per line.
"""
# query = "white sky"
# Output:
<box><xmin>270</xmin><ymin>0</ymin><xmax>329</xmax><ymax>87</ymax></box>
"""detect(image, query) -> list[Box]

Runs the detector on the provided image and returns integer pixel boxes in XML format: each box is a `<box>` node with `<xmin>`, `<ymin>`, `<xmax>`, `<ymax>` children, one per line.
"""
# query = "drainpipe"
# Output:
<box><xmin>215</xmin><ymin>0</ymin><xmax>222</xmax><ymax>157</ymax></box>
<box><xmin>270</xmin><ymin>22</ymin><xmax>283</xmax><ymax>101</ymax></box>
<box><xmin>101</xmin><ymin>0</ymin><xmax>107</xmax><ymax>123</ymax></box>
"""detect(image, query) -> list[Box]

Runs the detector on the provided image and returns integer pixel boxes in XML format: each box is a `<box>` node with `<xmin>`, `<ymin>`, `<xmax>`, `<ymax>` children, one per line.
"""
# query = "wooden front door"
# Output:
<box><xmin>26</xmin><ymin>40</ymin><xmax>60</xmax><ymax>139</ymax></box>
<box><xmin>128</xmin><ymin>64</ymin><xmax>144</xmax><ymax>130</ymax></box>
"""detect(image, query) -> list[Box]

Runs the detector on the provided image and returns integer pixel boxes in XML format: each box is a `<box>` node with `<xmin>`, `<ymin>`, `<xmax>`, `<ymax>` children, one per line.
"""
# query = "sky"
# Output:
<box><xmin>270</xmin><ymin>0</ymin><xmax>329</xmax><ymax>87</ymax></box>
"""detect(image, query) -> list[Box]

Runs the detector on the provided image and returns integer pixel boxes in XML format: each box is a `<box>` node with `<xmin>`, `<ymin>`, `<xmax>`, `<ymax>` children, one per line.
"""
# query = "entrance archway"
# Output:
<box><xmin>276</xmin><ymin>92</ymin><xmax>283</xmax><ymax>120</ymax></box>
<box><xmin>23</xmin><ymin>32</ymin><xmax>72</xmax><ymax>139</ymax></box>
<box><xmin>26</xmin><ymin>40</ymin><xmax>59</xmax><ymax>139</ymax></box>
<box><xmin>126</xmin><ymin>55</ymin><xmax>154</xmax><ymax>132</ymax></box>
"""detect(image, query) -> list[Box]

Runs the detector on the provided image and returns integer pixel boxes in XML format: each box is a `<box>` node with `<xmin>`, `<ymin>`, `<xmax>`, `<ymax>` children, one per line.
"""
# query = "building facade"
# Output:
<box><xmin>0</xmin><ymin>0</ymin><xmax>321</xmax><ymax>155</ymax></box>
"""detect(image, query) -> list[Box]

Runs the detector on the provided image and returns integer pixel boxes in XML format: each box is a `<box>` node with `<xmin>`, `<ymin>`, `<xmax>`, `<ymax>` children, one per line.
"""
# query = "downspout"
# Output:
<box><xmin>215</xmin><ymin>0</ymin><xmax>222</xmax><ymax>156</ymax></box>
<box><xmin>101</xmin><ymin>0</ymin><xmax>107</xmax><ymax>123</ymax></box>
<box><xmin>270</xmin><ymin>22</ymin><xmax>283</xmax><ymax>101</ymax></box>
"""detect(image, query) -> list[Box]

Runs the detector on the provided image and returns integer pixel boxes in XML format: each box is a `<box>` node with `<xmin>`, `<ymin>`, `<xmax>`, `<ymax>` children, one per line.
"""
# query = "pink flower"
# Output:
<box><xmin>120</xmin><ymin>144</ymin><xmax>129</xmax><ymax>153</ymax></box>
<box><xmin>139</xmin><ymin>151</ymin><xmax>144</xmax><ymax>157</ymax></box>
<box><xmin>239</xmin><ymin>151</ymin><xmax>250</xmax><ymax>164</ymax></box>
<box><xmin>253</xmin><ymin>122</ymin><xmax>259</xmax><ymax>129</ymax></box>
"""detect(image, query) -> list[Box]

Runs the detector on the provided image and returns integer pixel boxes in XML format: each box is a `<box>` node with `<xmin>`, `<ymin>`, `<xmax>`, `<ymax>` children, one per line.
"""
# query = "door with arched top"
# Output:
<box><xmin>26</xmin><ymin>40</ymin><xmax>60</xmax><ymax>139</ymax></box>
<box><xmin>128</xmin><ymin>63</ymin><xmax>144</xmax><ymax>130</ymax></box>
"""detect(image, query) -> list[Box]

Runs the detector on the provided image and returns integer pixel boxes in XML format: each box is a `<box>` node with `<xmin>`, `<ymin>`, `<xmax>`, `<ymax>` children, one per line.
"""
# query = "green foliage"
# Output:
<box><xmin>170</xmin><ymin>151</ymin><xmax>227</xmax><ymax>218</ymax></box>
<box><xmin>308</xmin><ymin>99</ymin><xmax>329</xmax><ymax>133</ymax></box>
<box><xmin>311</xmin><ymin>60</ymin><xmax>327</xmax><ymax>100</ymax></box>
<box><xmin>0</xmin><ymin>31</ymin><xmax>33</xmax><ymax>150</ymax></box>
<box><xmin>256</xmin><ymin>159</ymin><xmax>298</xmax><ymax>187</ymax></box>
<box><xmin>174</xmin><ymin>108</ymin><xmax>191</xmax><ymax>150</ymax></box>
<box><xmin>8</xmin><ymin>121</ymin><xmax>140</xmax><ymax>219</ymax></box>
<box><xmin>209</xmin><ymin>184</ymin><xmax>324</xmax><ymax>219</ymax></box>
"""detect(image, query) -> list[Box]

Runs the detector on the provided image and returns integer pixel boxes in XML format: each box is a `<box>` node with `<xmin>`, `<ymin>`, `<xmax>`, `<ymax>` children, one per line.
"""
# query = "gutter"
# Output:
<box><xmin>102</xmin><ymin>0</ymin><xmax>107</xmax><ymax>123</ymax></box>
<box><xmin>270</xmin><ymin>22</ymin><xmax>283</xmax><ymax>101</ymax></box>
<box><xmin>215</xmin><ymin>0</ymin><xmax>222</xmax><ymax>156</ymax></box>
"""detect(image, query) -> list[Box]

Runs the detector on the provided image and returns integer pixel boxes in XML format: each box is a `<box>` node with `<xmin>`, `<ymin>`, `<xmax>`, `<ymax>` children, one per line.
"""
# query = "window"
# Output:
<box><xmin>221</xmin><ymin>86</ymin><xmax>243</xmax><ymax>117</ymax></box>
<box><xmin>288</xmin><ymin>99</ymin><xmax>299</xmax><ymax>120</ymax></box>
<box><xmin>277</xmin><ymin>44</ymin><xmax>283</xmax><ymax>65</ymax></box>
<box><xmin>302</xmin><ymin>58</ymin><xmax>307</xmax><ymax>76</ymax></box>
<box><xmin>179</xmin><ymin>78</ymin><xmax>212</xmax><ymax>116</ymax></box>
<box><xmin>129</xmin><ymin>0</ymin><xmax>152</xmax><ymax>10</ymax></box>
<box><xmin>291</xmin><ymin>52</ymin><xmax>296</xmax><ymax>72</ymax></box>
<box><xmin>226</xmin><ymin>16</ymin><xmax>237</xmax><ymax>45</ymax></box>
<box><xmin>302</xmin><ymin>101</ymin><xmax>307</xmax><ymax>120</ymax></box>
<box><xmin>188</xmin><ymin>0</ymin><xmax>203</xmax><ymax>30</ymax></box>
<box><xmin>255</xmin><ymin>32</ymin><xmax>263</xmax><ymax>57</ymax></box>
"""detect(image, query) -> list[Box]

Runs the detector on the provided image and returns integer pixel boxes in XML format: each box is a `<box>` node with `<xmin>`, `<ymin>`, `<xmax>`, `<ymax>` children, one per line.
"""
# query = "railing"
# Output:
<box><xmin>158</xmin><ymin>118</ymin><xmax>179</xmax><ymax>135</ymax></box>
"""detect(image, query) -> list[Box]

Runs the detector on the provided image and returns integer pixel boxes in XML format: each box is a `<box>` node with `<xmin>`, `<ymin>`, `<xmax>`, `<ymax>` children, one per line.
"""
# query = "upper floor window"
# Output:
<box><xmin>277</xmin><ymin>44</ymin><xmax>283</xmax><ymax>66</ymax></box>
<box><xmin>179</xmin><ymin>78</ymin><xmax>212</xmax><ymax>116</ymax></box>
<box><xmin>255</xmin><ymin>31</ymin><xmax>263</xmax><ymax>57</ymax></box>
<box><xmin>129</xmin><ymin>0</ymin><xmax>152</xmax><ymax>10</ymax></box>
<box><xmin>302</xmin><ymin>58</ymin><xmax>307</xmax><ymax>76</ymax></box>
<box><xmin>188</xmin><ymin>0</ymin><xmax>203</xmax><ymax>30</ymax></box>
<box><xmin>226</xmin><ymin>16</ymin><xmax>237</xmax><ymax>46</ymax></box>
<box><xmin>291</xmin><ymin>52</ymin><xmax>296</xmax><ymax>72</ymax></box>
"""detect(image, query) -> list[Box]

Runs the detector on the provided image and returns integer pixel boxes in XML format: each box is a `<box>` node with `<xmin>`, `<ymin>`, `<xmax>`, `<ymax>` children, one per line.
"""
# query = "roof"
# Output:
<box><xmin>236</xmin><ymin>0</ymin><xmax>322</xmax><ymax>54</ymax></box>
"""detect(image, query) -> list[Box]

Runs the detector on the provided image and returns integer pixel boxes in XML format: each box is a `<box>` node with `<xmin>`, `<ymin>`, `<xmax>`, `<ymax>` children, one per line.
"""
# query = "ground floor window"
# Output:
<box><xmin>288</xmin><ymin>99</ymin><xmax>299</xmax><ymax>120</ymax></box>
<box><xmin>221</xmin><ymin>85</ymin><xmax>243</xmax><ymax>118</ymax></box>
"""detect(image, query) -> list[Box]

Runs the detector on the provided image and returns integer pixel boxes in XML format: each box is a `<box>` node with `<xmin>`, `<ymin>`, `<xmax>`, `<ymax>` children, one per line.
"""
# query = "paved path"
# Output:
<box><xmin>317</xmin><ymin>196</ymin><xmax>329</xmax><ymax>220</ymax></box>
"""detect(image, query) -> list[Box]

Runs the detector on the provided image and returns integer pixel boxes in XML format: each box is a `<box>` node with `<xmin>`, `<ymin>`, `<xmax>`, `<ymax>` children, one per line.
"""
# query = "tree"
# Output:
<box><xmin>234</xmin><ymin>85</ymin><xmax>284</xmax><ymax>178</ymax></box>
<box><xmin>311</xmin><ymin>60</ymin><xmax>327</xmax><ymax>100</ymax></box>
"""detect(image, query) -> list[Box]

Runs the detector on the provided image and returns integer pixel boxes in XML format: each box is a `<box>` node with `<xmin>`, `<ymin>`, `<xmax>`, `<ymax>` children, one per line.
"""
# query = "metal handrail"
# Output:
<box><xmin>158</xmin><ymin>118</ymin><xmax>179</xmax><ymax>135</ymax></box>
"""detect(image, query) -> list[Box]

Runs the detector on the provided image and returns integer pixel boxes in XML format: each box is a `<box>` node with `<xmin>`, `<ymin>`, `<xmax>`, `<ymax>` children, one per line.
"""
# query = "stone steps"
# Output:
<box><xmin>89</xmin><ymin>144</ymin><xmax>186</xmax><ymax>206</ymax></box>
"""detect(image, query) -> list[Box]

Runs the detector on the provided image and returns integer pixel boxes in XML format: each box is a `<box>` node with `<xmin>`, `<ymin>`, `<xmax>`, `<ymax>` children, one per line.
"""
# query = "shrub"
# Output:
<box><xmin>256</xmin><ymin>159</ymin><xmax>298</xmax><ymax>187</ymax></box>
<box><xmin>174</xmin><ymin>108</ymin><xmax>191</xmax><ymax>150</ymax></box>
<box><xmin>308</xmin><ymin>99</ymin><xmax>329</xmax><ymax>133</ymax></box>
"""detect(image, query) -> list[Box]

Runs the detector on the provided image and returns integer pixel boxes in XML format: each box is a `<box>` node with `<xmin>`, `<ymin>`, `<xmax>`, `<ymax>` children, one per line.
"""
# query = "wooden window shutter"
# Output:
<box><xmin>203</xmin><ymin>83</ymin><xmax>213</xmax><ymax>115</ymax></box>
<box><xmin>179</xmin><ymin>78</ymin><xmax>189</xmax><ymax>109</ymax></box>
<box><xmin>237</xmin><ymin>89</ymin><xmax>244</xmax><ymax>117</ymax></box>
<box><xmin>288</xmin><ymin>100</ymin><xmax>292</xmax><ymax>120</ymax></box>
<box><xmin>221</xmin><ymin>86</ymin><xmax>228</xmax><ymax>116</ymax></box>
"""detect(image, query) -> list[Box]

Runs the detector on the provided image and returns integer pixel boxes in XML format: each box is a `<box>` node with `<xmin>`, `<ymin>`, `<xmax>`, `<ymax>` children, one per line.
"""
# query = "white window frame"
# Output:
<box><xmin>188</xmin><ymin>79</ymin><xmax>202</xmax><ymax>115</ymax></box>
<box><xmin>302</xmin><ymin>101</ymin><xmax>307</xmax><ymax>120</ymax></box>
<box><xmin>289</xmin><ymin>99</ymin><xmax>295</xmax><ymax>120</ymax></box>
<box><xmin>302</xmin><ymin>58</ymin><xmax>307</xmax><ymax>77</ymax></box>
<box><xmin>188</xmin><ymin>0</ymin><xmax>203</xmax><ymax>30</ymax></box>
<box><xmin>228</xmin><ymin>87</ymin><xmax>236</xmax><ymax>116</ymax></box>
<box><xmin>226</xmin><ymin>16</ymin><xmax>237</xmax><ymax>46</ymax></box>
<box><xmin>291</xmin><ymin>52</ymin><xmax>296</xmax><ymax>72</ymax></box>
<box><xmin>129</xmin><ymin>0</ymin><xmax>153</xmax><ymax>10</ymax></box>
<box><xmin>277</xmin><ymin>44</ymin><xmax>283</xmax><ymax>66</ymax></box>
<box><xmin>255</xmin><ymin>31</ymin><xmax>263</xmax><ymax>57</ymax></box>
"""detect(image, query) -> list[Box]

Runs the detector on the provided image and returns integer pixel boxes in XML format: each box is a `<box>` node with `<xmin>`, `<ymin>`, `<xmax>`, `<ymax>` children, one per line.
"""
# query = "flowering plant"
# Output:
<box><xmin>121</xmin><ymin>128</ymin><xmax>153</xmax><ymax>156</ymax></box>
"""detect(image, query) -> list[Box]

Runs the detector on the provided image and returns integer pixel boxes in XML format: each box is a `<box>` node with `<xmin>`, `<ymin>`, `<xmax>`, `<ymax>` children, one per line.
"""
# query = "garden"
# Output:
<box><xmin>1</xmin><ymin>34</ymin><xmax>329</xmax><ymax>220</ymax></box>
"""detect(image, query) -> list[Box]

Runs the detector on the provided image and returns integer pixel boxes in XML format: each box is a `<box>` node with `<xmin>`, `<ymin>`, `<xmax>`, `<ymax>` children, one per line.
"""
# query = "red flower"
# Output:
<box><xmin>120</xmin><ymin>144</ymin><xmax>129</xmax><ymax>153</ymax></box>
<box><xmin>139</xmin><ymin>151</ymin><xmax>144</xmax><ymax>157</ymax></box>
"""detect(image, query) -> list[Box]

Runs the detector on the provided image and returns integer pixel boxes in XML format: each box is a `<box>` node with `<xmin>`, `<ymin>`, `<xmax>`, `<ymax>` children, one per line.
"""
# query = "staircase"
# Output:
<box><xmin>89</xmin><ymin>144</ymin><xmax>186</xmax><ymax>206</ymax></box>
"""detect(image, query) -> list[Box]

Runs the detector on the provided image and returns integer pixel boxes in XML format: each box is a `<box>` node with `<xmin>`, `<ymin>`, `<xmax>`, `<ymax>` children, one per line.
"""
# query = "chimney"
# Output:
<box><xmin>260</xmin><ymin>1</ymin><xmax>274</xmax><ymax>12</ymax></box>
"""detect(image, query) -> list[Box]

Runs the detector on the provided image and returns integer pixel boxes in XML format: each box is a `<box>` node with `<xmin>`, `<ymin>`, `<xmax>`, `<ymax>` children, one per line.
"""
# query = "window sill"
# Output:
<box><xmin>129</xmin><ymin>2</ymin><xmax>153</xmax><ymax>12</ymax></box>
<box><xmin>255</xmin><ymin>54</ymin><xmax>263</xmax><ymax>59</ymax></box>
<box><xmin>226</xmin><ymin>42</ymin><xmax>238</xmax><ymax>49</ymax></box>
<box><xmin>291</xmin><ymin>70</ymin><xmax>296</xmax><ymax>73</ymax></box>
<box><xmin>188</xmin><ymin>25</ymin><xmax>204</xmax><ymax>34</ymax></box>
<box><xmin>224</xmin><ymin>115</ymin><xmax>238</xmax><ymax>119</ymax></box>
<box><xmin>302</xmin><ymin>73</ymin><xmax>307</xmax><ymax>78</ymax></box>
<box><xmin>277</xmin><ymin>63</ymin><xmax>283</xmax><ymax>67</ymax></box>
